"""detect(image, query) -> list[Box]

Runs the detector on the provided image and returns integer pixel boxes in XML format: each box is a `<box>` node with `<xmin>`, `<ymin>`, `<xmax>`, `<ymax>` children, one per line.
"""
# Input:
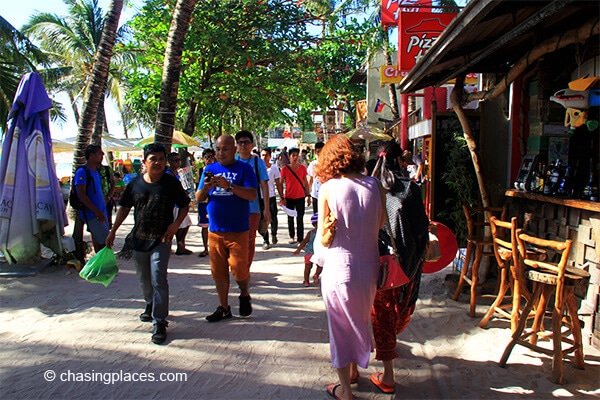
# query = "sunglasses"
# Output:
<box><xmin>204</xmin><ymin>155</ymin><xmax>215</xmax><ymax>159</ymax></box>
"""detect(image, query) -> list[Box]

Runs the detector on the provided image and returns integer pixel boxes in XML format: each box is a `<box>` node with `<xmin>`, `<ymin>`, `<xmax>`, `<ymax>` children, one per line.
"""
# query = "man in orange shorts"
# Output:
<box><xmin>196</xmin><ymin>134</ymin><xmax>257</xmax><ymax>322</ymax></box>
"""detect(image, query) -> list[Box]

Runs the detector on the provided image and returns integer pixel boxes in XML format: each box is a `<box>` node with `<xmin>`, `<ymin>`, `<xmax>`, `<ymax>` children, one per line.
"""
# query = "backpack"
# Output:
<box><xmin>69</xmin><ymin>166</ymin><xmax>95</xmax><ymax>210</ymax></box>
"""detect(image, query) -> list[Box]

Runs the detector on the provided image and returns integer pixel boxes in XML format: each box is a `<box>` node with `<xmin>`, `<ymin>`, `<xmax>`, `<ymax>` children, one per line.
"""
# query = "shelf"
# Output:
<box><xmin>505</xmin><ymin>189</ymin><xmax>600</xmax><ymax>213</ymax></box>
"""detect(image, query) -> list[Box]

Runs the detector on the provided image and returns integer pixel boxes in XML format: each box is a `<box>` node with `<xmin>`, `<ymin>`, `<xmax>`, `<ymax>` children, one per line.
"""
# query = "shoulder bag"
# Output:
<box><xmin>254</xmin><ymin>157</ymin><xmax>268</xmax><ymax>234</ymax></box>
<box><xmin>377</xmin><ymin>213</ymin><xmax>408</xmax><ymax>290</ymax></box>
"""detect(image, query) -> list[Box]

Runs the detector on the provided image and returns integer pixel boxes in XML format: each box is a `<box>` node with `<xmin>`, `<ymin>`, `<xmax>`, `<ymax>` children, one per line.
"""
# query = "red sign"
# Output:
<box><xmin>381</xmin><ymin>0</ymin><xmax>429</xmax><ymax>26</ymax></box>
<box><xmin>398</xmin><ymin>12</ymin><xmax>456</xmax><ymax>71</ymax></box>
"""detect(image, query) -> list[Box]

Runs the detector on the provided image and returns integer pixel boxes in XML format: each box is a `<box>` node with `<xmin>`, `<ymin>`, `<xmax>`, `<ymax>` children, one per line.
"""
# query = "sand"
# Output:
<box><xmin>1</xmin><ymin>212</ymin><xmax>599</xmax><ymax>399</ymax></box>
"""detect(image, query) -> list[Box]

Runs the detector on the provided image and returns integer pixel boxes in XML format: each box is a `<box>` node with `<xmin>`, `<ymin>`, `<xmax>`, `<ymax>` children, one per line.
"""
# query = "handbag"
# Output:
<box><xmin>377</xmin><ymin>214</ymin><xmax>408</xmax><ymax>290</ymax></box>
<box><xmin>253</xmin><ymin>157</ymin><xmax>265</xmax><ymax>212</ymax></box>
<box><xmin>320</xmin><ymin>213</ymin><xmax>337</xmax><ymax>248</ymax></box>
<box><xmin>253</xmin><ymin>157</ymin><xmax>269</xmax><ymax>234</ymax></box>
<box><xmin>258</xmin><ymin>217</ymin><xmax>269</xmax><ymax>234</ymax></box>
<box><xmin>424</xmin><ymin>223</ymin><xmax>442</xmax><ymax>262</ymax></box>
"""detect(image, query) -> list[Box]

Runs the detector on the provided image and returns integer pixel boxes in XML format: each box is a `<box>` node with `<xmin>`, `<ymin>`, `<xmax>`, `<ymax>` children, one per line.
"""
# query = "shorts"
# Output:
<box><xmin>208</xmin><ymin>231</ymin><xmax>250</xmax><ymax>281</ymax></box>
<box><xmin>304</xmin><ymin>254</ymin><xmax>314</xmax><ymax>264</ymax></box>
<box><xmin>86</xmin><ymin>217</ymin><xmax>110</xmax><ymax>245</ymax></box>
<box><xmin>197</xmin><ymin>202</ymin><xmax>209</xmax><ymax>227</ymax></box>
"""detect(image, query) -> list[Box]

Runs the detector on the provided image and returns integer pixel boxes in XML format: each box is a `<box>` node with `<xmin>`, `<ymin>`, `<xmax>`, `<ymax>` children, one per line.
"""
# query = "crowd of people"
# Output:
<box><xmin>72</xmin><ymin>132</ymin><xmax>430</xmax><ymax>397</ymax></box>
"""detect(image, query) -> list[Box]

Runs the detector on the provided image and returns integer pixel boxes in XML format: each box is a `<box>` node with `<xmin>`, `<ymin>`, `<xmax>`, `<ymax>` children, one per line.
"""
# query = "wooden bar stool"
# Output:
<box><xmin>478</xmin><ymin>216</ymin><xmax>518</xmax><ymax>330</ymax></box>
<box><xmin>479</xmin><ymin>216</ymin><xmax>546</xmax><ymax>330</ymax></box>
<box><xmin>499</xmin><ymin>230</ymin><xmax>590</xmax><ymax>384</ymax></box>
<box><xmin>453</xmin><ymin>205</ymin><xmax>507</xmax><ymax>317</ymax></box>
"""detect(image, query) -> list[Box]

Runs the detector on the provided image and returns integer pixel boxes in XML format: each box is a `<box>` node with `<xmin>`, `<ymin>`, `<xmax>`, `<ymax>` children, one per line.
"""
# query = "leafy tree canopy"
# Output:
<box><xmin>125</xmin><ymin>0</ymin><xmax>372</xmax><ymax>139</ymax></box>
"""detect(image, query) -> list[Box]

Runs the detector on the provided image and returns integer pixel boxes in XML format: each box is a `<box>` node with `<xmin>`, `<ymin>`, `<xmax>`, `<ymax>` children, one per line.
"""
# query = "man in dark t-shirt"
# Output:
<box><xmin>106</xmin><ymin>143</ymin><xmax>190</xmax><ymax>345</ymax></box>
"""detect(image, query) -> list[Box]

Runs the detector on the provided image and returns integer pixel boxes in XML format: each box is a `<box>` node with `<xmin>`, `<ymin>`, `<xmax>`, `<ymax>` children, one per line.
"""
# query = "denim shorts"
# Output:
<box><xmin>87</xmin><ymin>217</ymin><xmax>110</xmax><ymax>245</ymax></box>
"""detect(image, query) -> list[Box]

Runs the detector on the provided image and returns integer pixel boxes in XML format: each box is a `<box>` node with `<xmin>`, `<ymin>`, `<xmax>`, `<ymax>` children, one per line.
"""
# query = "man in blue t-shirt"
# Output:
<box><xmin>74</xmin><ymin>144</ymin><xmax>109</xmax><ymax>253</ymax></box>
<box><xmin>196</xmin><ymin>134</ymin><xmax>257</xmax><ymax>323</ymax></box>
<box><xmin>235</xmin><ymin>130</ymin><xmax>271</xmax><ymax>262</ymax></box>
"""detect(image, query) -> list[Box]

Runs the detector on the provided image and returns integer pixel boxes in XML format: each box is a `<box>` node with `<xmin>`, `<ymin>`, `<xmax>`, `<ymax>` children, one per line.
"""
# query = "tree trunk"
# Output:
<box><xmin>72</xmin><ymin>0</ymin><xmax>123</xmax><ymax>174</ymax></box>
<box><xmin>154</xmin><ymin>0</ymin><xmax>198</xmax><ymax>149</ymax></box>
<box><xmin>70</xmin><ymin>0</ymin><xmax>122</xmax><ymax>258</ymax></box>
<box><xmin>92</xmin><ymin>96</ymin><xmax>106</xmax><ymax>145</ymax></box>
<box><xmin>450</xmin><ymin>75</ymin><xmax>490</xmax><ymax>208</ymax></box>
<box><xmin>68</xmin><ymin>90</ymin><xmax>80</xmax><ymax>128</ymax></box>
<box><xmin>183</xmin><ymin>99</ymin><xmax>198</xmax><ymax>135</ymax></box>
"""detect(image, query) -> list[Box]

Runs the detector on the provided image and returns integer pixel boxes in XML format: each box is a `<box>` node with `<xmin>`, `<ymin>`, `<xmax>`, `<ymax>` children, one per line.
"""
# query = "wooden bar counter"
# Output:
<box><xmin>504</xmin><ymin>189</ymin><xmax>600</xmax><ymax>349</ymax></box>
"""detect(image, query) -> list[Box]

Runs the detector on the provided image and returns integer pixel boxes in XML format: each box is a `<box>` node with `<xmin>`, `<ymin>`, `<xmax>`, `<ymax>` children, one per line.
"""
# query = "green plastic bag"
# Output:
<box><xmin>79</xmin><ymin>247</ymin><xmax>118</xmax><ymax>287</ymax></box>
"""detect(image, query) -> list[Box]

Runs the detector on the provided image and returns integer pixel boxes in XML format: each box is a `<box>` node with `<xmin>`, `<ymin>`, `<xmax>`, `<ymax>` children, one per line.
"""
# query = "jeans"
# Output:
<box><xmin>133</xmin><ymin>242</ymin><xmax>171</xmax><ymax>325</ymax></box>
<box><xmin>261</xmin><ymin>197</ymin><xmax>279</xmax><ymax>244</ymax></box>
<box><xmin>285</xmin><ymin>197</ymin><xmax>305</xmax><ymax>241</ymax></box>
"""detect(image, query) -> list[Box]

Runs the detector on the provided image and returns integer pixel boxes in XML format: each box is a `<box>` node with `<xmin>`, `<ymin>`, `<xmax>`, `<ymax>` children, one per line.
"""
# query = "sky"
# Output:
<box><xmin>3</xmin><ymin>0</ymin><xmax>143</xmax><ymax>29</ymax></box>
<box><xmin>3</xmin><ymin>0</ymin><xmax>145</xmax><ymax>140</ymax></box>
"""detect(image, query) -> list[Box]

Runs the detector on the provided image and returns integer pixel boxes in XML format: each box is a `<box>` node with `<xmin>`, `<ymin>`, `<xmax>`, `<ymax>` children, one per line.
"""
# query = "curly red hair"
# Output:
<box><xmin>314</xmin><ymin>134</ymin><xmax>365</xmax><ymax>183</ymax></box>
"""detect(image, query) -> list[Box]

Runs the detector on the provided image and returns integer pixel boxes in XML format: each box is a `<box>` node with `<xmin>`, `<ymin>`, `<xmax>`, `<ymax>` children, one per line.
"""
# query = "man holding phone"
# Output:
<box><xmin>196</xmin><ymin>135</ymin><xmax>257</xmax><ymax>322</ymax></box>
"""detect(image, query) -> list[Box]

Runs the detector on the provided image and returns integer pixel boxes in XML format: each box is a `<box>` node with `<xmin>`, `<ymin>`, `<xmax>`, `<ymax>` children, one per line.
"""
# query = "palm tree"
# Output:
<box><xmin>74</xmin><ymin>0</ymin><xmax>123</xmax><ymax>167</ymax></box>
<box><xmin>68</xmin><ymin>0</ymin><xmax>123</xmax><ymax>263</ymax></box>
<box><xmin>154</xmin><ymin>0</ymin><xmax>198</xmax><ymax>148</ymax></box>
<box><xmin>22</xmin><ymin>0</ymin><xmax>134</xmax><ymax>140</ymax></box>
<box><xmin>0</xmin><ymin>17</ymin><xmax>49</xmax><ymax>132</ymax></box>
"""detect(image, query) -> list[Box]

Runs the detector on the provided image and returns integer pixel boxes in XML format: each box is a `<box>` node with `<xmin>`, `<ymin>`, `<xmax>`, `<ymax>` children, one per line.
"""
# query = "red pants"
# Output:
<box><xmin>371</xmin><ymin>280</ymin><xmax>418</xmax><ymax>361</ymax></box>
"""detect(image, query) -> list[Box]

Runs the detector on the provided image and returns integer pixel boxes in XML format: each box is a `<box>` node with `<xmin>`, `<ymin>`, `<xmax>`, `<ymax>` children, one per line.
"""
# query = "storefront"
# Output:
<box><xmin>397</xmin><ymin>0</ymin><xmax>600</xmax><ymax>347</ymax></box>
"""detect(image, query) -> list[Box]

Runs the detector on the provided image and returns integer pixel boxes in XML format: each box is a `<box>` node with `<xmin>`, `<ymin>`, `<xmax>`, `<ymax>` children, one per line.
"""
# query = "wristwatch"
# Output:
<box><xmin>226</xmin><ymin>183</ymin><xmax>233</xmax><ymax>192</ymax></box>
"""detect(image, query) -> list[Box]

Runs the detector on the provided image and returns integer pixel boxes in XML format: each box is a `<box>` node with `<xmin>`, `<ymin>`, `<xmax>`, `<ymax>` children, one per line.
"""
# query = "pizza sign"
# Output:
<box><xmin>398</xmin><ymin>12</ymin><xmax>456</xmax><ymax>70</ymax></box>
<box><xmin>381</xmin><ymin>0</ymin><xmax>429</xmax><ymax>26</ymax></box>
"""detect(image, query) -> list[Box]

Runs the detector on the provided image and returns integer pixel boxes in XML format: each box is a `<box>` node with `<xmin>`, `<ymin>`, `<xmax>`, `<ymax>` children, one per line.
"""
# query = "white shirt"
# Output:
<box><xmin>264</xmin><ymin>163</ymin><xmax>281</xmax><ymax>198</ymax></box>
<box><xmin>307</xmin><ymin>159</ymin><xmax>322</xmax><ymax>199</ymax></box>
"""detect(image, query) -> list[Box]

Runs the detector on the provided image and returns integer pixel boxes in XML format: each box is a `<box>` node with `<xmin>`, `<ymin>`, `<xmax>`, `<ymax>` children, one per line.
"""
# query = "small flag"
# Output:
<box><xmin>374</xmin><ymin>99</ymin><xmax>386</xmax><ymax>113</ymax></box>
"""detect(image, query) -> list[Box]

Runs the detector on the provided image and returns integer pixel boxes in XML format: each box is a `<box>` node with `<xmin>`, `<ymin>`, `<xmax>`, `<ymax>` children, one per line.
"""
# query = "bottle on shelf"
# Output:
<box><xmin>582</xmin><ymin>159</ymin><xmax>598</xmax><ymax>201</ymax></box>
<box><xmin>557</xmin><ymin>165</ymin><xmax>571</xmax><ymax>196</ymax></box>
<box><xmin>536</xmin><ymin>163</ymin><xmax>546</xmax><ymax>194</ymax></box>
<box><xmin>528</xmin><ymin>163</ymin><xmax>538</xmax><ymax>192</ymax></box>
<box><xmin>546</xmin><ymin>159</ymin><xmax>562</xmax><ymax>195</ymax></box>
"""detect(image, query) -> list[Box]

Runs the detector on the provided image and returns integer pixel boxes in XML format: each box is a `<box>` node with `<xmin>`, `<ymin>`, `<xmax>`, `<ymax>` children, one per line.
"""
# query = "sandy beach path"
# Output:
<box><xmin>1</xmin><ymin>212</ymin><xmax>599</xmax><ymax>399</ymax></box>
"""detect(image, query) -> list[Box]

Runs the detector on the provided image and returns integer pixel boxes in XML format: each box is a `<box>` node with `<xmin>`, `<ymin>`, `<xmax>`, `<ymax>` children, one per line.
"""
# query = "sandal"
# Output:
<box><xmin>326</xmin><ymin>383</ymin><xmax>343</xmax><ymax>400</ymax></box>
<box><xmin>197</xmin><ymin>250</ymin><xmax>209</xmax><ymax>258</ymax></box>
<box><xmin>369</xmin><ymin>372</ymin><xmax>395</xmax><ymax>394</ymax></box>
<box><xmin>350</xmin><ymin>370</ymin><xmax>359</xmax><ymax>384</ymax></box>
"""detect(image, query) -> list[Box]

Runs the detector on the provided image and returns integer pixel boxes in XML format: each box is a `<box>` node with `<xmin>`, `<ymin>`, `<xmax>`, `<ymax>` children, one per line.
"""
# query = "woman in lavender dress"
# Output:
<box><xmin>314</xmin><ymin>135</ymin><xmax>385</xmax><ymax>400</ymax></box>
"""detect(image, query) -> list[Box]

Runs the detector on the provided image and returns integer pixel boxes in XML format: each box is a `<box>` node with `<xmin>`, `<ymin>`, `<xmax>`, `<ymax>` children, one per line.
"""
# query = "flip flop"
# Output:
<box><xmin>197</xmin><ymin>250</ymin><xmax>208</xmax><ymax>258</ymax></box>
<box><xmin>350</xmin><ymin>370</ymin><xmax>359</xmax><ymax>384</ymax></box>
<box><xmin>370</xmin><ymin>372</ymin><xmax>395</xmax><ymax>394</ymax></box>
<box><xmin>326</xmin><ymin>383</ymin><xmax>343</xmax><ymax>400</ymax></box>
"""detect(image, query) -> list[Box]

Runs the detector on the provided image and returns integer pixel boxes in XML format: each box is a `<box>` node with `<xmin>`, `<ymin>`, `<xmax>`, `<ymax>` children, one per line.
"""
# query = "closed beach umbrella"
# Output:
<box><xmin>101</xmin><ymin>135</ymin><xmax>138</xmax><ymax>152</ymax></box>
<box><xmin>0</xmin><ymin>72</ymin><xmax>67</xmax><ymax>264</ymax></box>
<box><xmin>135</xmin><ymin>130</ymin><xmax>201</xmax><ymax>148</ymax></box>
